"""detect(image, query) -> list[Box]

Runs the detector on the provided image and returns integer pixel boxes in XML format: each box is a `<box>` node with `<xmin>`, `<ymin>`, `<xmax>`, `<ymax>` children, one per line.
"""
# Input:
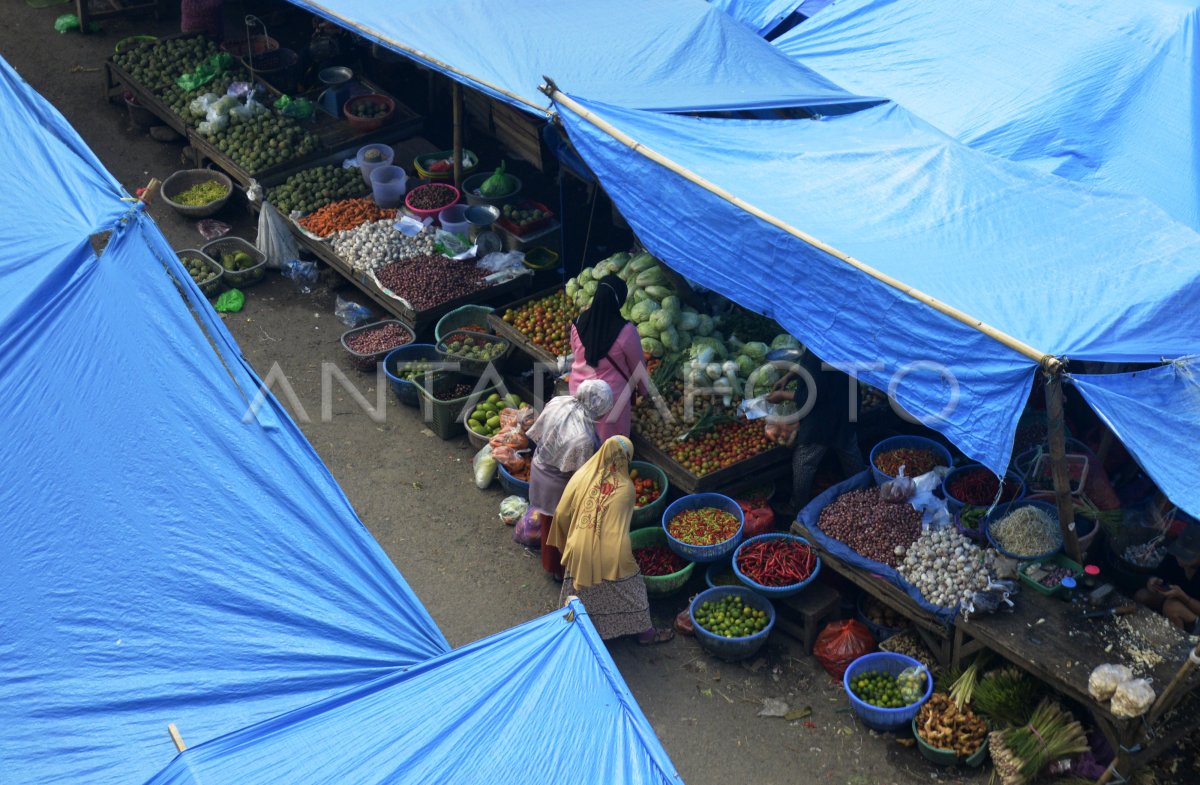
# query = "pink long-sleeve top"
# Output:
<box><xmin>568</xmin><ymin>321</ymin><xmax>649</xmax><ymax>442</ymax></box>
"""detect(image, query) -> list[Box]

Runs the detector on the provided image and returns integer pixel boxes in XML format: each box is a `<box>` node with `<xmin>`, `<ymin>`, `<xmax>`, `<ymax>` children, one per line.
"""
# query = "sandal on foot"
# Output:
<box><xmin>637</xmin><ymin>627</ymin><xmax>675</xmax><ymax>646</ymax></box>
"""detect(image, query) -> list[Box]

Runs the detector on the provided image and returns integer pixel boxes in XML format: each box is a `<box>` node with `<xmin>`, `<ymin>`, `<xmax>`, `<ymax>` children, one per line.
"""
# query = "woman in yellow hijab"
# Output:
<box><xmin>548</xmin><ymin>435</ymin><xmax>674</xmax><ymax>644</ymax></box>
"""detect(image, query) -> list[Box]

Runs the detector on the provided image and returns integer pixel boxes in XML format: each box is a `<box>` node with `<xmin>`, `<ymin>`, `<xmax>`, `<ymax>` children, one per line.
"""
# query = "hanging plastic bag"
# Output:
<box><xmin>473</xmin><ymin>445</ymin><xmax>498</xmax><ymax>489</ymax></box>
<box><xmin>512</xmin><ymin>506</ymin><xmax>540</xmax><ymax>547</ymax></box>
<box><xmin>281</xmin><ymin>260</ymin><xmax>318</xmax><ymax>294</ymax></box>
<box><xmin>334</xmin><ymin>295</ymin><xmax>371</xmax><ymax>327</ymax></box>
<box><xmin>813</xmin><ymin>619</ymin><xmax>876</xmax><ymax>680</ymax></box>
<box><xmin>499</xmin><ymin>495</ymin><xmax>527</xmax><ymax>526</ymax></box>
<box><xmin>880</xmin><ymin>468</ymin><xmax>916</xmax><ymax>504</ymax></box>
<box><xmin>256</xmin><ymin>201</ymin><xmax>301</xmax><ymax>269</ymax></box>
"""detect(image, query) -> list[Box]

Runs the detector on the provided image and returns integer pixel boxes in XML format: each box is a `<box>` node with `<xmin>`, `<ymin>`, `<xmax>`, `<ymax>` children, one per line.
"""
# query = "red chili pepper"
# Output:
<box><xmin>736</xmin><ymin>540</ymin><xmax>815</xmax><ymax>586</ymax></box>
<box><xmin>667</xmin><ymin>508</ymin><xmax>739</xmax><ymax>546</ymax></box>
<box><xmin>634</xmin><ymin>545</ymin><xmax>686</xmax><ymax>576</ymax></box>
<box><xmin>947</xmin><ymin>468</ymin><xmax>1019</xmax><ymax>505</ymax></box>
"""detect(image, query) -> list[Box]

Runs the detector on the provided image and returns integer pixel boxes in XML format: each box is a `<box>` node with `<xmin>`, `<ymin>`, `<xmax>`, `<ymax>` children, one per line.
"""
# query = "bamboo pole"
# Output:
<box><xmin>452</xmin><ymin>81</ymin><xmax>463</xmax><ymax>190</ymax></box>
<box><xmin>167</xmin><ymin>723</ymin><xmax>186</xmax><ymax>752</ymax></box>
<box><xmin>540</xmin><ymin>81</ymin><xmax>1057</xmax><ymax>370</ymax></box>
<box><xmin>1148</xmin><ymin>641</ymin><xmax>1200</xmax><ymax>726</ymax></box>
<box><xmin>1044</xmin><ymin>365</ymin><xmax>1082</xmax><ymax>562</ymax></box>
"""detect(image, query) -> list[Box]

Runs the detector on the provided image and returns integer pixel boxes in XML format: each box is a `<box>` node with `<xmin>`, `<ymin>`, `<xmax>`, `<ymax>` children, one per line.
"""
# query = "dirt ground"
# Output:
<box><xmin>3</xmin><ymin>5</ymin><xmax>1191</xmax><ymax>784</ymax></box>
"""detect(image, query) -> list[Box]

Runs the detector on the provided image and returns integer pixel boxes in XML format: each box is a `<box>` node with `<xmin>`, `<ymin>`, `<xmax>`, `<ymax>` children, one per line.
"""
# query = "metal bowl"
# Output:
<box><xmin>319</xmin><ymin>66</ymin><xmax>353</xmax><ymax>86</ymax></box>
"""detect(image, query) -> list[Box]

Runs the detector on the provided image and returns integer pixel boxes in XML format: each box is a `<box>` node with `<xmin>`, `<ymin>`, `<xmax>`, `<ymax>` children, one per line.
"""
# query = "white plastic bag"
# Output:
<box><xmin>880</xmin><ymin>468</ymin><xmax>916</xmax><ymax>503</ymax></box>
<box><xmin>256</xmin><ymin>201</ymin><xmax>301</xmax><ymax>269</ymax></box>
<box><xmin>1111</xmin><ymin>678</ymin><xmax>1155</xmax><ymax>718</ymax></box>
<box><xmin>473</xmin><ymin>445</ymin><xmax>498</xmax><ymax>489</ymax></box>
<box><xmin>499</xmin><ymin>496</ymin><xmax>528</xmax><ymax>526</ymax></box>
<box><xmin>1088</xmin><ymin>663</ymin><xmax>1133</xmax><ymax>701</ymax></box>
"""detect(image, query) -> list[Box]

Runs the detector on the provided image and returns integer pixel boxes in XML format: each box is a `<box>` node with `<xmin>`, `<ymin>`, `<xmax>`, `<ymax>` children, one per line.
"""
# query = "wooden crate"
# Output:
<box><xmin>79</xmin><ymin>0</ymin><xmax>161</xmax><ymax>33</ymax></box>
<box><xmin>631</xmin><ymin>427</ymin><xmax>792</xmax><ymax>496</ymax></box>
<box><xmin>484</xmin><ymin>285</ymin><xmax>570</xmax><ymax>367</ymax></box>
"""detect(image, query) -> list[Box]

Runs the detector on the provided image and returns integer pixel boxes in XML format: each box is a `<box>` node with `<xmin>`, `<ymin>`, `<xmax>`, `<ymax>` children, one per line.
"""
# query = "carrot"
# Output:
<box><xmin>298</xmin><ymin>197</ymin><xmax>395</xmax><ymax>236</ymax></box>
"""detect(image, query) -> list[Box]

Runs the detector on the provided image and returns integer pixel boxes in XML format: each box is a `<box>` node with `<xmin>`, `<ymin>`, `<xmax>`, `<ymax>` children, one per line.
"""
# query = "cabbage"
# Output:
<box><xmin>644</xmin><ymin>285</ymin><xmax>672</xmax><ymax>301</ymax></box>
<box><xmin>637</xmin><ymin>320</ymin><xmax>659</xmax><ymax>339</ymax></box>
<box><xmin>565</xmin><ymin>277</ymin><xmax>579</xmax><ymax>297</ymax></box>
<box><xmin>677</xmin><ymin>310</ymin><xmax>700</xmax><ymax>332</ymax></box>
<box><xmin>650</xmin><ymin>308</ymin><xmax>675</xmax><ymax>332</ymax></box>
<box><xmin>660</xmin><ymin>326</ymin><xmax>681</xmax><ymax>352</ymax></box>
<box><xmin>629</xmin><ymin>300</ymin><xmax>659</xmax><ymax>323</ymax></box>
<box><xmin>736</xmin><ymin>354</ymin><xmax>757</xmax><ymax>377</ymax></box>
<box><xmin>641</xmin><ymin>337</ymin><xmax>664</xmax><ymax>358</ymax></box>
<box><xmin>727</xmin><ymin>334</ymin><xmax>744</xmax><ymax>353</ymax></box>
<box><xmin>685</xmin><ymin>363</ymin><xmax>708</xmax><ymax>386</ymax></box>
<box><xmin>628</xmin><ymin>253</ymin><xmax>657</xmax><ymax>273</ymax></box>
<box><xmin>583</xmin><ymin>279</ymin><xmax>598</xmax><ymax>297</ymax></box>
<box><xmin>722</xmin><ymin>360</ymin><xmax>740</xmax><ymax>379</ymax></box>
<box><xmin>677</xmin><ymin>329</ymin><xmax>692</xmax><ymax>348</ymax></box>
<box><xmin>705</xmin><ymin>362</ymin><xmax>724</xmax><ymax>380</ymax></box>
<box><xmin>660</xmin><ymin>295</ymin><xmax>680</xmax><ymax>312</ymax></box>
<box><xmin>696</xmin><ymin>314</ymin><xmax>714</xmax><ymax>337</ymax></box>
<box><xmin>689</xmin><ymin>336</ymin><xmax>726</xmax><ymax>362</ymax></box>
<box><xmin>636</xmin><ymin>267</ymin><xmax>667</xmax><ymax>288</ymax></box>
<box><xmin>742</xmin><ymin>341</ymin><xmax>769</xmax><ymax>363</ymax></box>
<box><xmin>771</xmin><ymin>333</ymin><xmax>802</xmax><ymax>351</ymax></box>
<box><xmin>603</xmin><ymin>252</ymin><xmax>630</xmax><ymax>273</ymax></box>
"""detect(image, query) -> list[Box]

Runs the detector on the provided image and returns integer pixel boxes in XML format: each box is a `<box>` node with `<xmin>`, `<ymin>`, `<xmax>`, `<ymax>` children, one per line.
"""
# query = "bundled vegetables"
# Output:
<box><xmin>988</xmin><ymin>700</ymin><xmax>1088</xmax><ymax>785</ymax></box>
<box><xmin>916</xmin><ymin>693</ymin><xmax>988</xmax><ymax>758</ymax></box>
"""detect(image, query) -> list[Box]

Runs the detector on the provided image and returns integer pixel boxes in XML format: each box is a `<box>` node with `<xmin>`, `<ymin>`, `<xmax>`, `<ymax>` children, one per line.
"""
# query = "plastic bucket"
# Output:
<box><xmin>843</xmin><ymin>652</ymin><xmax>931</xmax><ymax>731</ymax></box>
<box><xmin>370</xmin><ymin>165</ymin><xmax>408</xmax><ymax>209</ymax></box>
<box><xmin>439</xmin><ymin>204</ymin><xmax>470</xmax><ymax>235</ymax></box>
<box><xmin>356</xmin><ymin>144</ymin><xmax>394</xmax><ymax>187</ymax></box>
<box><xmin>869</xmin><ymin>435</ymin><xmax>952</xmax><ymax>486</ymax></box>
<box><xmin>124</xmin><ymin>92</ymin><xmax>156</xmax><ymax>129</ymax></box>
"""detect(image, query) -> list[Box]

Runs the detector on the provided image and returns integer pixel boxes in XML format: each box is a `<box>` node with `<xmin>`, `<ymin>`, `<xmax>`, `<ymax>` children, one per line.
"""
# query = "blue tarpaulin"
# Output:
<box><xmin>552</xmin><ymin>94</ymin><xmax>1200</xmax><ymax>496</ymax></box>
<box><xmin>1073</xmin><ymin>359</ymin><xmax>1200</xmax><ymax>518</ymax></box>
<box><xmin>144</xmin><ymin>599</ymin><xmax>683</xmax><ymax>785</ymax></box>
<box><xmin>0</xmin><ymin>55</ymin><xmax>454</xmax><ymax>784</ymax></box>
<box><xmin>798</xmin><ymin>472</ymin><xmax>958</xmax><ymax>625</ymax></box>
<box><xmin>708</xmin><ymin>0</ymin><xmax>805</xmax><ymax>36</ymax></box>
<box><xmin>774</xmin><ymin>0</ymin><xmax>1200</xmax><ymax>230</ymax></box>
<box><xmin>287</xmin><ymin>0</ymin><xmax>875</xmax><ymax>114</ymax></box>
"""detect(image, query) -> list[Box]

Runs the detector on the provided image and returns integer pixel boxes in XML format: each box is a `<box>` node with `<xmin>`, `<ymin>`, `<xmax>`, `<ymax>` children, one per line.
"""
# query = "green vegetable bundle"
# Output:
<box><xmin>480</xmin><ymin>161</ymin><xmax>516</xmax><ymax>197</ymax></box>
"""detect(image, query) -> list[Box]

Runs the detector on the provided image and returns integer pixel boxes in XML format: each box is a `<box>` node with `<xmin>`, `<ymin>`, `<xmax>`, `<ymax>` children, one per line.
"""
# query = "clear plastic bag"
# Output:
<box><xmin>281</xmin><ymin>260</ymin><xmax>318</xmax><ymax>294</ymax></box>
<box><xmin>1088</xmin><ymin>664</ymin><xmax>1134</xmax><ymax>701</ymax></box>
<box><xmin>334</xmin><ymin>295</ymin><xmax>371</xmax><ymax>327</ymax></box>
<box><xmin>196</xmin><ymin>219</ymin><xmax>231</xmax><ymax>241</ymax></box>
<box><xmin>226</xmin><ymin>81</ymin><xmax>255</xmax><ymax>99</ymax></box>
<box><xmin>499</xmin><ymin>495</ymin><xmax>528</xmax><ymax>526</ymax></box>
<box><xmin>897</xmin><ymin>665</ymin><xmax>929</xmax><ymax>704</ymax></box>
<box><xmin>1111</xmin><ymin>678</ymin><xmax>1155</xmax><ymax>718</ymax></box>
<box><xmin>189</xmin><ymin>92</ymin><xmax>220</xmax><ymax>118</ymax></box>
<box><xmin>473</xmin><ymin>444</ymin><xmax>498</xmax><ymax>489</ymax></box>
<box><xmin>880</xmin><ymin>468</ymin><xmax>916</xmax><ymax>503</ymax></box>
<box><xmin>433</xmin><ymin>229</ymin><xmax>472</xmax><ymax>259</ymax></box>
<box><xmin>256</xmin><ymin>201</ymin><xmax>301</xmax><ymax>269</ymax></box>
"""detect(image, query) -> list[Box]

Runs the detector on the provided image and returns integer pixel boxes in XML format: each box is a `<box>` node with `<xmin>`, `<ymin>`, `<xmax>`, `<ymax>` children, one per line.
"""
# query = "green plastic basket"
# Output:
<box><xmin>912</xmin><ymin>717</ymin><xmax>990</xmax><ymax>767</ymax></box>
<box><xmin>434</xmin><ymin>304</ymin><xmax>495</xmax><ymax>343</ymax></box>
<box><xmin>629</xmin><ymin>527</ymin><xmax>694</xmax><ymax>596</ymax></box>
<box><xmin>1018</xmin><ymin>553</ymin><xmax>1083</xmax><ymax>597</ymax></box>
<box><xmin>414</xmin><ymin>373</ymin><xmax>499</xmax><ymax>440</ymax></box>
<box><xmin>630</xmin><ymin>461</ymin><xmax>670</xmax><ymax>529</ymax></box>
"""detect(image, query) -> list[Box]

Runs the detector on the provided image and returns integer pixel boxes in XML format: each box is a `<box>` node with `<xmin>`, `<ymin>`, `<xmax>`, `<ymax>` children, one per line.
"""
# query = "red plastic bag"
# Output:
<box><xmin>737</xmin><ymin>500</ymin><xmax>776</xmax><ymax>538</ymax></box>
<box><xmin>813</xmin><ymin>619</ymin><xmax>875</xmax><ymax>680</ymax></box>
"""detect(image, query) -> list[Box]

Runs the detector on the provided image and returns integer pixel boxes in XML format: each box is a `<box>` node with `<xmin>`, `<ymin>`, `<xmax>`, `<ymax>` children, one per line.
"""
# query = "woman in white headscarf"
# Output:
<box><xmin>526</xmin><ymin>379</ymin><xmax>614</xmax><ymax>580</ymax></box>
<box><xmin>548</xmin><ymin>435</ymin><xmax>674</xmax><ymax>644</ymax></box>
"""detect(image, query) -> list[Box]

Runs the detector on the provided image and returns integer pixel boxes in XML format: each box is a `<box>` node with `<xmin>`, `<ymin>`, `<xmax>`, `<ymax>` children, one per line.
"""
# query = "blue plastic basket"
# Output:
<box><xmin>843</xmin><ymin>652</ymin><xmax>932</xmax><ymax>731</ymax></box>
<box><xmin>497</xmin><ymin>463</ymin><xmax>530</xmax><ymax>497</ymax></box>
<box><xmin>383</xmin><ymin>344</ymin><xmax>444</xmax><ymax>407</ymax></box>
<box><xmin>942</xmin><ymin>464</ymin><xmax>1026</xmax><ymax>515</ymax></box>
<box><xmin>984</xmin><ymin>500</ymin><xmax>1063</xmax><ymax>561</ymax></box>
<box><xmin>689</xmin><ymin>586</ymin><xmax>775</xmax><ymax>661</ymax></box>
<box><xmin>731</xmin><ymin>533</ymin><xmax>821</xmax><ymax>599</ymax></box>
<box><xmin>662</xmin><ymin>493</ymin><xmax>744</xmax><ymax>563</ymax></box>
<box><xmin>704</xmin><ymin>558</ymin><xmax>737</xmax><ymax>590</ymax></box>
<box><xmin>869</xmin><ymin>435</ymin><xmax>953</xmax><ymax>486</ymax></box>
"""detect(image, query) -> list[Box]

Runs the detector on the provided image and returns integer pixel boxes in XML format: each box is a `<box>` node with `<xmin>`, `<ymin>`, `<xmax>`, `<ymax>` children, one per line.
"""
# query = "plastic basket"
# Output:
<box><xmin>161</xmin><ymin>169</ymin><xmax>233</xmax><ymax>218</ymax></box>
<box><xmin>629</xmin><ymin>527</ymin><xmax>694</xmax><ymax>597</ymax></box>
<box><xmin>435</xmin><ymin>304</ymin><xmax>495</xmax><ymax>343</ymax></box>
<box><xmin>704</xmin><ymin>559</ymin><xmax>739</xmax><ymax>590</ymax></box>
<box><xmin>497</xmin><ymin>200</ymin><xmax>555</xmax><ymax>237</ymax></box>
<box><xmin>497</xmin><ymin>462</ymin><xmax>530</xmax><ymax>496</ymax></box>
<box><xmin>732</xmin><ymin>533</ymin><xmax>821</xmax><ymax>599</ymax></box>
<box><xmin>462</xmin><ymin>170</ymin><xmax>522</xmax><ymax>206</ymax></box>
<box><xmin>662</xmin><ymin>493</ymin><xmax>744</xmax><ymax>564</ymax></box>
<box><xmin>415</xmin><ymin>149</ymin><xmax>479</xmax><ymax>182</ymax></box>
<box><xmin>869</xmin><ymin>435</ymin><xmax>953</xmax><ymax>486</ymax></box>
<box><xmin>856</xmin><ymin>594</ymin><xmax>902</xmax><ymax>642</ymax></box>
<box><xmin>630</xmin><ymin>461</ymin><xmax>670</xmax><ymax>529</ymax></box>
<box><xmin>1018</xmin><ymin>553</ymin><xmax>1083</xmax><ymax>597</ymax></box>
<box><xmin>177</xmin><ymin>250</ymin><xmax>223</xmax><ymax>297</ymax></box>
<box><xmin>383</xmin><ymin>344</ymin><xmax>445</xmax><ymax>407</ymax></box>
<box><xmin>114</xmin><ymin>35</ymin><xmax>157</xmax><ymax>54</ymax></box>
<box><xmin>983</xmin><ymin>500</ymin><xmax>1063</xmax><ymax>561</ymax></box>
<box><xmin>414</xmin><ymin>373</ymin><xmax>499</xmax><ymax>440</ymax></box>
<box><xmin>201</xmin><ymin>236</ymin><xmax>267</xmax><ymax>287</ymax></box>
<box><xmin>912</xmin><ymin>717</ymin><xmax>990</xmax><ymax>767</ymax></box>
<box><xmin>843</xmin><ymin>652</ymin><xmax>932</xmax><ymax>732</ymax></box>
<box><xmin>436</xmin><ymin>330</ymin><xmax>511</xmax><ymax>376</ymax></box>
<box><xmin>404</xmin><ymin>183</ymin><xmax>461</xmax><ymax>220</ymax></box>
<box><xmin>340</xmin><ymin>319</ymin><xmax>415</xmax><ymax>372</ymax></box>
<box><xmin>689</xmin><ymin>586</ymin><xmax>775</xmax><ymax>661</ymax></box>
<box><xmin>523</xmin><ymin>246</ymin><xmax>560</xmax><ymax>270</ymax></box>
<box><xmin>942</xmin><ymin>464</ymin><xmax>1026</xmax><ymax>514</ymax></box>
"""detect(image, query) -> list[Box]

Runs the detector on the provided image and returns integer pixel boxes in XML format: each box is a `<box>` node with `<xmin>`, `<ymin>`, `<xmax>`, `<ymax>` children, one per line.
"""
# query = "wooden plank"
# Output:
<box><xmin>490</xmin><ymin>100</ymin><xmax>544</xmax><ymax>171</ymax></box>
<box><xmin>483</xmin><ymin>285</ymin><xmax>568</xmax><ymax>367</ymax></box>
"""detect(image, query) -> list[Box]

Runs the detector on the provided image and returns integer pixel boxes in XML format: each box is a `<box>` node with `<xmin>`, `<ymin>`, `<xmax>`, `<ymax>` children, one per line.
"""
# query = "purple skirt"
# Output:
<box><xmin>529</xmin><ymin>457</ymin><xmax>571</xmax><ymax>516</ymax></box>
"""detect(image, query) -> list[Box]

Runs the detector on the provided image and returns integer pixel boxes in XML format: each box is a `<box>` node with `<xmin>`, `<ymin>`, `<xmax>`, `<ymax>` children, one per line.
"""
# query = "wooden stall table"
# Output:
<box><xmin>955</xmin><ymin>588</ymin><xmax>1200</xmax><ymax>780</ymax></box>
<box><xmin>791</xmin><ymin>522</ymin><xmax>956</xmax><ymax>666</ymax></box>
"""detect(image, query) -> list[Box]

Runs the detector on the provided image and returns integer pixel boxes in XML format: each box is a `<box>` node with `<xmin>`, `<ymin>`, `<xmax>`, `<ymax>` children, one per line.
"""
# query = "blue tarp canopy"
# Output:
<box><xmin>0</xmin><ymin>56</ymin><xmax>450</xmax><ymax>784</ymax></box>
<box><xmin>551</xmin><ymin>94</ymin><xmax>1200</xmax><ymax>515</ymax></box>
<box><xmin>774</xmin><ymin>0</ymin><xmax>1200</xmax><ymax>230</ymax></box>
<box><xmin>708</xmin><ymin>0</ymin><xmax>805</xmax><ymax>36</ymax></box>
<box><xmin>287</xmin><ymin>0</ymin><xmax>875</xmax><ymax>114</ymax></box>
<box><xmin>145</xmin><ymin>599</ymin><xmax>683</xmax><ymax>785</ymax></box>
